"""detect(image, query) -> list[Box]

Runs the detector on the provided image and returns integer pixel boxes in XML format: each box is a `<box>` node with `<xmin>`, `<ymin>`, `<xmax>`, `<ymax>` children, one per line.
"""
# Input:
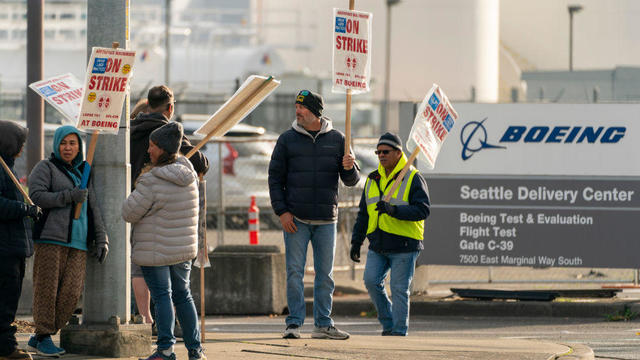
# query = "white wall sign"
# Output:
<box><xmin>419</xmin><ymin>104</ymin><xmax>640</xmax><ymax>268</ymax></box>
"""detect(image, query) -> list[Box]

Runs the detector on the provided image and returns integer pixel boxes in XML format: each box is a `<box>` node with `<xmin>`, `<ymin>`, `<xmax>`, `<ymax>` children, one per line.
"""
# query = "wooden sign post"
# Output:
<box><xmin>0</xmin><ymin>156</ymin><xmax>34</xmax><ymax>206</ymax></box>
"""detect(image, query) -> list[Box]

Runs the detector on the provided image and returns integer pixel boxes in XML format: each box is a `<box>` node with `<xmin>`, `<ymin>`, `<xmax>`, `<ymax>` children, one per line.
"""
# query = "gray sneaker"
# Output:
<box><xmin>311</xmin><ymin>325</ymin><xmax>350</xmax><ymax>340</ymax></box>
<box><xmin>282</xmin><ymin>324</ymin><xmax>300</xmax><ymax>339</ymax></box>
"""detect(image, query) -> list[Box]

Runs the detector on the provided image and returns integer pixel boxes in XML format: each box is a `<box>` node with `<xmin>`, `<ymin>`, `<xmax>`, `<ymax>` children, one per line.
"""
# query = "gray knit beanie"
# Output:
<box><xmin>149</xmin><ymin>122</ymin><xmax>183</xmax><ymax>155</ymax></box>
<box><xmin>377</xmin><ymin>132</ymin><xmax>402</xmax><ymax>151</ymax></box>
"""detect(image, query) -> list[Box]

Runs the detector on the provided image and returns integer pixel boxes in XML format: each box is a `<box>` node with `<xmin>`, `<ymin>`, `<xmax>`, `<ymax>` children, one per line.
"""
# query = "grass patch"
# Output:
<box><xmin>605</xmin><ymin>305</ymin><xmax>638</xmax><ymax>322</ymax></box>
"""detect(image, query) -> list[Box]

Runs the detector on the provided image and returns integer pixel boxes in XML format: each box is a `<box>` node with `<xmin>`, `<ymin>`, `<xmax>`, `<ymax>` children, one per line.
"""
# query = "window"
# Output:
<box><xmin>11</xmin><ymin>29</ymin><xmax>26</xmax><ymax>39</ymax></box>
<box><xmin>45</xmin><ymin>30</ymin><xmax>55</xmax><ymax>39</ymax></box>
<box><xmin>45</xmin><ymin>13</ymin><xmax>56</xmax><ymax>20</ymax></box>
<box><xmin>0</xmin><ymin>30</ymin><xmax>8</xmax><ymax>39</ymax></box>
<box><xmin>60</xmin><ymin>13</ymin><xmax>74</xmax><ymax>20</ymax></box>
<box><xmin>59</xmin><ymin>30</ymin><xmax>75</xmax><ymax>40</ymax></box>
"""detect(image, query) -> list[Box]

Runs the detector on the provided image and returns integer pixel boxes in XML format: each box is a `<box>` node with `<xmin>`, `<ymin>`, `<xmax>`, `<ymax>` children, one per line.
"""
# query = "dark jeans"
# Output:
<box><xmin>0</xmin><ymin>256</ymin><xmax>26</xmax><ymax>356</ymax></box>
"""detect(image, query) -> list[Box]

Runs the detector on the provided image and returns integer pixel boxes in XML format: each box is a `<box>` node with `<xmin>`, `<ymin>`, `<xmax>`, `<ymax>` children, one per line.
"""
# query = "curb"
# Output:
<box><xmin>312</xmin><ymin>298</ymin><xmax>640</xmax><ymax>318</ymax></box>
<box><xmin>553</xmin><ymin>343</ymin><xmax>595</xmax><ymax>360</ymax></box>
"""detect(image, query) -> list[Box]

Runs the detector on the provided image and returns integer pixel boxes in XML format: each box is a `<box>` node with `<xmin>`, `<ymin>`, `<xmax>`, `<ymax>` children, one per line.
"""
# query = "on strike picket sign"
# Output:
<box><xmin>77</xmin><ymin>47</ymin><xmax>136</xmax><ymax>135</ymax></box>
<box><xmin>29</xmin><ymin>73</ymin><xmax>83</xmax><ymax>125</ymax></box>
<box><xmin>407</xmin><ymin>84</ymin><xmax>459</xmax><ymax>169</ymax></box>
<box><xmin>332</xmin><ymin>8</ymin><xmax>372</xmax><ymax>94</ymax></box>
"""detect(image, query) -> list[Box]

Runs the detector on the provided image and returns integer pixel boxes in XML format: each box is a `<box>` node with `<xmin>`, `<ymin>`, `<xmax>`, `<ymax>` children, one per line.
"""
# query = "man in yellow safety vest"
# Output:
<box><xmin>350</xmin><ymin>132</ymin><xmax>430</xmax><ymax>336</ymax></box>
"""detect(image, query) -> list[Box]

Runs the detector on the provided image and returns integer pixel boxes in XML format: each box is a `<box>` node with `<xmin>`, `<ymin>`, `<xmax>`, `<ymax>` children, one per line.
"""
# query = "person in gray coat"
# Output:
<box><xmin>122</xmin><ymin>122</ymin><xmax>205</xmax><ymax>360</ymax></box>
<box><xmin>27</xmin><ymin>125</ymin><xmax>108</xmax><ymax>357</ymax></box>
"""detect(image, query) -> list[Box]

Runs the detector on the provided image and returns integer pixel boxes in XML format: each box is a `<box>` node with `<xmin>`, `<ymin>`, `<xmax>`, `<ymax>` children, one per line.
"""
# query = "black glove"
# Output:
<box><xmin>350</xmin><ymin>244</ymin><xmax>361</xmax><ymax>263</ymax></box>
<box><xmin>69</xmin><ymin>187</ymin><xmax>88</xmax><ymax>203</ymax></box>
<box><xmin>93</xmin><ymin>242</ymin><xmax>109</xmax><ymax>264</ymax></box>
<box><xmin>27</xmin><ymin>205</ymin><xmax>43</xmax><ymax>221</ymax></box>
<box><xmin>375</xmin><ymin>201</ymin><xmax>396</xmax><ymax>216</ymax></box>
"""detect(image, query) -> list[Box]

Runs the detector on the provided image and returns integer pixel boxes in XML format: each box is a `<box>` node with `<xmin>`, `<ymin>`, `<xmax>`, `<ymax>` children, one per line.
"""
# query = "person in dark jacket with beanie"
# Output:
<box><xmin>27</xmin><ymin>125</ymin><xmax>109</xmax><ymax>357</ymax></box>
<box><xmin>268</xmin><ymin>90</ymin><xmax>360</xmax><ymax>340</ymax></box>
<box><xmin>0</xmin><ymin>120</ymin><xmax>40</xmax><ymax>360</ymax></box>
<box><xmin>350</xmin><ymin>132</ymin><xmax>430</xmax><ymax>337</ymax></box>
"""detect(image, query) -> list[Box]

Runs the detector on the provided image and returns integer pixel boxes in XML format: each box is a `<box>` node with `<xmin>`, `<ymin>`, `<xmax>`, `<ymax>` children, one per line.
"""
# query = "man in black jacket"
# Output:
<box><xmin>269</xmin><ymin>90</ymin><xmax>360</xmax><ymax>340</ymax></box>
<box><xmin>0</xmin><ymin>120</ymin><xmax>41</xmax><ymax>360</ymax></box>
<box><xmin>350</xmin><ymin>132</ymin><xmax>430</xmax><ymax>336</ymax></box>
<box><xmin>130</xmin><ymin>85</ymin><xmax>209</xmax><ymax>184</ymax></box>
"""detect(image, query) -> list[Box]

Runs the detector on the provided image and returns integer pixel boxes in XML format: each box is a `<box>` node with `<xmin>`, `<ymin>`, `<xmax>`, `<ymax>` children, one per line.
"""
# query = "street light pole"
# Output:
<box><xmin>382</xmin><ymin>0</ymin><xmax>400</xmax><ymax>132</ymax></box>
<box><xmin>568</xmin><ymin>4</ymin><xmax>583</xmax><ymax>72</ymax></box>
<box><xmin>165</xmin><ymin>0</ymin><xmax>171</xmax><ymax>84</ymax></box>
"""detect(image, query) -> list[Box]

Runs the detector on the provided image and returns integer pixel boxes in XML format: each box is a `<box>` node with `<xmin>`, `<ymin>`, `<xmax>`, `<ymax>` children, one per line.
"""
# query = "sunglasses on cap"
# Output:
<box><xmin>375</xmin><ymin>149</ymin><xmax>396</xmax><ymax>155</ymax></box>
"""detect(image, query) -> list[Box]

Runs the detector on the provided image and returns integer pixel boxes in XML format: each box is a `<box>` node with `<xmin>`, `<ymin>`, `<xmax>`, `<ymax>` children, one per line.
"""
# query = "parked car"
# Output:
<box><xmin>178</xmin><ymin>114</ymin><xmax>279</xmax><ymax>228</ymax></box>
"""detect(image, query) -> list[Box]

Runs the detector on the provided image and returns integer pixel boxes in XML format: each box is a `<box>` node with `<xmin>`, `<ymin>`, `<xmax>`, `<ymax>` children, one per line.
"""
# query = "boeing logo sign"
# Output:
<box><xmin>460</xmin><ymin>118</ymin><xmax>627</xmax><ymax>161</ymax></box>
<box><xmin>460</xmin><ymin>118</ymin><xmax>505</xmax><ymax>160</ymax></box>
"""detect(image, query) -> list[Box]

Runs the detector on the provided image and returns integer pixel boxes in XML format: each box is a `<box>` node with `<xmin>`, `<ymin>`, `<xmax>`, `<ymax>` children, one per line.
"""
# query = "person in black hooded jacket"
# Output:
<box><xmin>0</xmin><ymin>120</ymin><xmax>41</xmax><ymax>360</ymax></box>
<box><xmin>130</xmin><ymin>85</ymin><xmax>209</xmax><ymax>185</ymax></box>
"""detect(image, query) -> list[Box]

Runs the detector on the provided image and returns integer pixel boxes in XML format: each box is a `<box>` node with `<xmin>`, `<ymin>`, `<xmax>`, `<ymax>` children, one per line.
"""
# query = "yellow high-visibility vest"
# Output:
<box><xmin>364</xmin><ymin>154</ymin><xmax>424</xmax><ymax>240</ymax></box>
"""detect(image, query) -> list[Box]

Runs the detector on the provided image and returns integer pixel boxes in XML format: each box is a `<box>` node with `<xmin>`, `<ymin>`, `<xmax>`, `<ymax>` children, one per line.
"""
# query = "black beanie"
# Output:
<box><xmin>150</xmin><ymin>122</ymin><xmax>183</xmax><ymax>155</ymax></box>
<box><xmin>377</xmin><ymin>132</ymin><xmax>403</xmax><ymax>151</ymax></box>
<box><xmin>295</xmin><ymin>90</ymin><xmax>323</xmax><ymax>117</ymax></box>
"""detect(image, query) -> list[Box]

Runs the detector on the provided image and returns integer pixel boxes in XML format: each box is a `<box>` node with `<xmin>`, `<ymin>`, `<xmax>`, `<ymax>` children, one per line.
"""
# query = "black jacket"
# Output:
<box><xmin>0</xmin><ymin>156</ymin><xmax>33</xmax><ymax>258</ymax></box>
<box><xmin>351</xmin><ymin>168</ymin><xmax>430</xmax><ymax>253</ymax></box>
<box><xmin>130</xmin><ymin>112</ymin><xmax>209</xmax><ymax>186</ymax></box>
<box><xmin>268</xmin><ymin>118</ymin><xmax>360</xmax><ymax>222</ymax></box>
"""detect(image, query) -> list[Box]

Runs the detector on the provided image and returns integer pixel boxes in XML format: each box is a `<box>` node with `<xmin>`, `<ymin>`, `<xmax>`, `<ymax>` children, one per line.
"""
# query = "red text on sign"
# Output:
<box><xmin>50</xmin><ymin>82</ymin><xmax>70</xmax><ymax>92</ymax></box>
<box><xmin>106</xmin><ymin>58</ymin><xmax>122</xmax><ymax>73</ymax></box>
<box><xmin>52</xmin><ymin>89</ymin><xmax>83</xmax><ymax>104</ymax></box>
<box><xmin>87</xmin><ymin>76</ymin><xmax>128</xmax><ymax>92</ymax></box>
<box><xmin>335</xmin><ymin>36</ymin><xmax>368</xmax><ymax>54</ymax></box>
<box><xmin>346</xmin><ymin>19</ymin><xmax>359</xmax><ymax>34</ymax></box>
<box><xmin>422</xmin><ymin>106</ymin><xmax>448</xmax><ymax>142</ymax></box>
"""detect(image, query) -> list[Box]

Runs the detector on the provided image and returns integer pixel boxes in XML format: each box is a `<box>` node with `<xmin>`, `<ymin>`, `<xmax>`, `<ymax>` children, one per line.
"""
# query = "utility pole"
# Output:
<box><xmin>165</xmin><ymin>0</ymin><xmax>171</xmax><ymax>84</ymax></box>
<box><xmin>26</xmin><ymin>0</ymin><xmax>43</xmax><ymax>173</ymax></box>
<box><xmin>60</xmin><ymin>0</ymin><xmax>149</xmax><ymax>357</ymax></box>
<box><xmin>382</xmin><ymin>0</ymin><xmax>400</xmax><ymax>132</ymax></box>
<box><xmin>568</xmin><ymin>5</ymin><xmax>583</xmax><ymax>71</ymax></box>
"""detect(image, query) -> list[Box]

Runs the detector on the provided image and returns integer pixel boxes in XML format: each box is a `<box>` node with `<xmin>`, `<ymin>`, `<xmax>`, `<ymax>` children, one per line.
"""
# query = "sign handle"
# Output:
<box><xmin>199</xmin><ymin>174</ymin><xmax>207</xmax><ymax>341</ymax></box>
<box><xmin>345</xmin><ymin>89</ymin><xmax>352</xmax><ymax>154</ymax></box>
<box><xmin>186</xmin><ymin>76</ymin><xmax>274</xmax><ymax>159</ymax></box>
<box><xmin>383</xmin><ymin>147</ymin><xmax>419</xmax><ymax>202</ymax></box>
<box><xmin>0</xmin><ymin>156</ymin><xmax>34</xmax><ymax>206</ymax></box>
<box><xmin>343</xmin><ymin>0</ymin><xmax>355</xmax><ymax>153</ymax></box>
<box><xmin>74</xmin><ymin>130</ymin><xmax>99</xmax><ymax>219</ymax></box>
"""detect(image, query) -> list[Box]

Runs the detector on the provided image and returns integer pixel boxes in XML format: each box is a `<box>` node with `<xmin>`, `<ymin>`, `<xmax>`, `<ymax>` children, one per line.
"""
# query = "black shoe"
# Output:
<box><xmin>381</xmin><ymin>330</ymin><xmax>392</xmax><ymax>336</ymax></box>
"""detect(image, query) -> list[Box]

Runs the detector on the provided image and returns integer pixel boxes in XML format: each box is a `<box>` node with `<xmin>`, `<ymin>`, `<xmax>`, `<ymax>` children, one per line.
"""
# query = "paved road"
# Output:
<box><xmin>205</xmin><ymin>315</ymin><xmax>640</xmax><ymax>360</ymax></box>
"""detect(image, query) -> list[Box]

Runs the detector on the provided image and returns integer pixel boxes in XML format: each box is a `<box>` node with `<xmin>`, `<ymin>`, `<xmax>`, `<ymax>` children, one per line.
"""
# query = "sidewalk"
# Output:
<box><xmin>15</xmin><ymin>331</ymin><xmax>594</xmax><ymax>360</ymax></box>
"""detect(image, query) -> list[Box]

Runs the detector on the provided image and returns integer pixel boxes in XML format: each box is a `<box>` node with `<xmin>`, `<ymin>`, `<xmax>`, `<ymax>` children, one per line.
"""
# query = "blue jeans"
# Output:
<box><xmin>141</xmin><ymin>261</ymin><xmax>201</xmax><ymax>352</ymax></box>
<box><xmin>363</xmin><ymin>250</ymin><xmax>419</xmax><ymax>336</ymax></box>
<box><xmin>284</xmin><ymin>219</ymin><xmax>336</xmax><ymax>327</ymax></box>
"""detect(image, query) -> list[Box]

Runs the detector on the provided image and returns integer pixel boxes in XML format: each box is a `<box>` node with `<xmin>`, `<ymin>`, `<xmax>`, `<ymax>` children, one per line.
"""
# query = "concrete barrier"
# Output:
<box><xmin>191</xmin><ymin>244</ymin><xmax>286</xmax><ymax>315</ymax></box>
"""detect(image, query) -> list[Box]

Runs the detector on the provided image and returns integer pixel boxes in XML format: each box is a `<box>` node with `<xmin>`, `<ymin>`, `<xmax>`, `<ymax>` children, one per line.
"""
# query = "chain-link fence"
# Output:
<box><xmin>199</xmin><ymin>136</ymin><xmax>640</xmax><ymax>288</ymax></box>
